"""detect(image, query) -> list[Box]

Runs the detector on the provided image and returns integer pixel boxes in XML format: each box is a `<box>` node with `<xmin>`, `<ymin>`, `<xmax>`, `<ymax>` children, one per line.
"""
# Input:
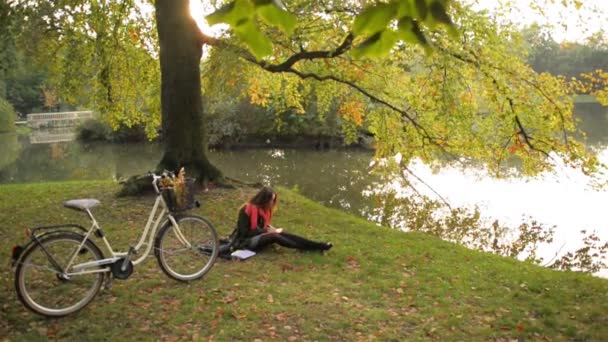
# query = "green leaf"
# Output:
<box><xmin>206</xmin><ymin>0</ymin><xmax>254</xmax><ymax>26</ymax></box>
<box><xmin>234</xmin><ymin>19</ymin><xmax>273</xmax><ymax>59</ymax></box>
<box><xmin>429</xmin><ymin>1</ymin><xmax>452</xmax><ymax>26</ymax></box>
<box><xmin>397</xmin><ymin>17</ymin><xmax>428</xmax><ymax>46</ymax></box>
<box><xmin>414</xmin><ymin>0</ymin><xmax>428</xmax><ymax>19</ymax></box>
<box><xmin>352</xmin><ymin>30</ymin><xmax>399</xmax><ymax>59</ymax></box>
<box><xmin>352</xmin><ymin>2</ymin><xmax>399</xmax><ymax>37</ymax></box>
<box><xmin>205</xmin><ymin>2</ymin><xmax>233</xmax><ymax>25</ymax></box>
<box><xmin>256</xmin><ymin>2</ymin><xmax>296</xmax><ymax>35</ymax></box>
<box><xmin>428</xmin><ymin>1</ymin><xmax>458</xmax><ymax>37</ymax></box>
<box><xmin>397</xmin><ymin>0</ymin><xmax>413</xmax><ymax>17</ymax></box>
<box><xmin>252</xmin><ymin>0</ymin><xmax>273</xmax><ymax>5</ymax></box>
<box><xmin>397</xmin><ymin>17</ymin><xmax>432</xmax><ymax>54</ymax></box>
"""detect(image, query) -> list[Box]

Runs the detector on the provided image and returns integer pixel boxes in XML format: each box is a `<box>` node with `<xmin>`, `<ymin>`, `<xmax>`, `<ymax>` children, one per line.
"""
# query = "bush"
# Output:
<box><xmin>111</xmin><ymin>124</ymin><xmax>148</xmax><ymax>143</ymax></box>
<box><xmin>0</xmin><ymin>98</ymin><xmax>16</xmax><ymax>133</ymax></box>
<box><xmin>76</xmin><ymin>119</ymin><xmax>112</xmax><ymax>141</ymax></box>
<box><xmin>76</xmin><ymin>119</ymin><xmax>150</xmax><ymax>143</ymax></box>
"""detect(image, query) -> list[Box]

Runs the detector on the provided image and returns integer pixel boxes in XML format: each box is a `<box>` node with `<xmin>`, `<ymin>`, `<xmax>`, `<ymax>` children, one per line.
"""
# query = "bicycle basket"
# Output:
<box><xmin>161</xmin><ymin>177</ymin><xmax>198</xmax><ymax>212</ymax></box>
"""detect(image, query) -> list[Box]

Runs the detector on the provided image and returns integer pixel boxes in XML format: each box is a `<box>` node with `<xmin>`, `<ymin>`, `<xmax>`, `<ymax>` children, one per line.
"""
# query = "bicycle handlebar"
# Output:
<box><xmin>148</xmin><ymin>170</ymin><xmax>178</xmax><ymax>194</ymax></box>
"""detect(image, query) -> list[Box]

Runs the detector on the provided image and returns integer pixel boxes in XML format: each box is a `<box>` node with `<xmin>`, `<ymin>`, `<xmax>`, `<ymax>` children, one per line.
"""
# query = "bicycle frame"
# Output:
<box><xmin>63</xmin><ymin>181</ymin><xmax>192</xmax><ymax>276</ymax></box>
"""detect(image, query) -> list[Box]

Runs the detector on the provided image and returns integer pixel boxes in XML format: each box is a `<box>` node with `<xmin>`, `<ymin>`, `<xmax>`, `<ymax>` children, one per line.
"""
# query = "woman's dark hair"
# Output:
<box><xmin>249</xmin><ymin>186</ymin><xmax>277</xmax><ymax>209</ymax></box>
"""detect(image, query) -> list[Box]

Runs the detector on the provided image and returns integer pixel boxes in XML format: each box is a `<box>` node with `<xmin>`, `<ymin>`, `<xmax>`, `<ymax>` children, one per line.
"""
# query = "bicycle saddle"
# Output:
<box><xmin>63</xmin><ymin>199</ymin><xmax>101</xmax><ymax>211</ymax></box>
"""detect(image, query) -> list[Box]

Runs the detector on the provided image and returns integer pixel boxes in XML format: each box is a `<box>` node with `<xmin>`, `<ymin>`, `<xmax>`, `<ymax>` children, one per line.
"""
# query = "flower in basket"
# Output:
<box><xmin>174</xmin><ymin>167</ymin><xmax>189</xmax><ymax>210</ymax></box>
<box><xmin>159</xmin><ymin>174</ymin><xmax>174</xmax><ymax>189</ymax></box>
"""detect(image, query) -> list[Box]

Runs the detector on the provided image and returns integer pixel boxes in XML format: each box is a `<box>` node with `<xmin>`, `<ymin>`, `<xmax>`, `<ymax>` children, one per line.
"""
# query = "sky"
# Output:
<box><xmin>189</xmin><ymin>0</ymin><xmax>608</xmax><ymax>43</ymax></box>
<box><xmin>471</xmin><ymin>0</ymin><xmax>608</xmax><ymax>42</ymax></box>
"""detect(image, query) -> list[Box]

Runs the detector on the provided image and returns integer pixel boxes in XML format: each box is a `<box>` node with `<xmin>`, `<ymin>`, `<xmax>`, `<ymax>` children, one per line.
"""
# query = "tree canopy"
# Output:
<box><xmin>4</xmin><ymin>0</ymin><xmax>605</xmax><ymax>183</ymax></box>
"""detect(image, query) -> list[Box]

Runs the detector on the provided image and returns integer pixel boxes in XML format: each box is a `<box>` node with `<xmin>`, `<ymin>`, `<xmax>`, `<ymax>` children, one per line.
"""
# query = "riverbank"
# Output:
<box><xmin>1</xmin><ymin>181</ymin><xmax>607</xmax><ymax>340</ymax></box>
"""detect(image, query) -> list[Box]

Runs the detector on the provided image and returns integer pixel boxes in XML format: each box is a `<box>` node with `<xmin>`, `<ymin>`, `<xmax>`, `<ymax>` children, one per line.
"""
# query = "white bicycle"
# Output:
<box><xmin>11</xmin><ymin>172</ymin><xmax>219</xmax><ymax>317</ymax></box>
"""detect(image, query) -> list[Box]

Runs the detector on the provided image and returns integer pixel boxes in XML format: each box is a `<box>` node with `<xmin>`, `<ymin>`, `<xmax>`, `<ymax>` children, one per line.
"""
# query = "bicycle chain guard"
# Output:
<box><xmin>110</xmin><ymin>258</ymin><xmax>134</xmax><ymax>280</ymax></box>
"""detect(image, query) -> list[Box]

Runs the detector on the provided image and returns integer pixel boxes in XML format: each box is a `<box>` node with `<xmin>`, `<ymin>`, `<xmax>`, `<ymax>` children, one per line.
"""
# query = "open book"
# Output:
<box><xmin>231</xmin><ymin>249</ymin><xmax>256</xmax><ymax>260</ymax></box>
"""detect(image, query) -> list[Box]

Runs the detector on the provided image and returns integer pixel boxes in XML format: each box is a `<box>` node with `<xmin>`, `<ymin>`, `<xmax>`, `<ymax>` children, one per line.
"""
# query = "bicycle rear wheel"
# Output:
<box><xmin>154</xmin><ymin>215</ymin><xmax>218</xmax><ymax>281</ymax></box>
<box><xmin>14</xmin><ymin>232</ymin><xmax>105</xmax><ymax>317</ymax></box>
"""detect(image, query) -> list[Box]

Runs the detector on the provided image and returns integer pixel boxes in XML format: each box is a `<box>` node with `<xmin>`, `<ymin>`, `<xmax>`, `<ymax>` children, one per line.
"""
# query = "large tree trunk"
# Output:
<box><xmin>154</xmin><ymin>0</ymin><xmax>221</xmax><ymax>184</ymax></box>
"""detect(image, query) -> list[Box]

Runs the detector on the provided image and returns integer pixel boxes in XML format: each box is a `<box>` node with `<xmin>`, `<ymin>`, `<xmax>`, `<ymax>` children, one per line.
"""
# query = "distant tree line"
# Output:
<box><xmin>523</xmin><ymin>25</ymin><xmax>608</xmax><ymax>98</ymax></box>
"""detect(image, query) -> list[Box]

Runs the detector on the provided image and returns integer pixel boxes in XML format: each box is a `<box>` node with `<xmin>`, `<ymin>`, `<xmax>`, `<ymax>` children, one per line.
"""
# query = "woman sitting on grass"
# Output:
<box><xmin>232</xmin><ymin>187</ymin><xmax>333</xmax><ymax>252</ymax></box>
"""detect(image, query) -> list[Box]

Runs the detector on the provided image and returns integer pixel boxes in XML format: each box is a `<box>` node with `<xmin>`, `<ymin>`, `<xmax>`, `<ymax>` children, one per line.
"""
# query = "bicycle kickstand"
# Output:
<box><xmin>121</xmin><ymin>246</ymin><xmax>137</xmax><ymax>272</ymax></box>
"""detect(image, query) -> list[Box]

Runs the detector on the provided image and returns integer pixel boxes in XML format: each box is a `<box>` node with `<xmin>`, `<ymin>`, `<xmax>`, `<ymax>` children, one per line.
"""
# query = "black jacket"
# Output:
<box><xmin>232</xmin><ymin>206</ymin><xmax>267</xmax><ymax>248</ymax></box>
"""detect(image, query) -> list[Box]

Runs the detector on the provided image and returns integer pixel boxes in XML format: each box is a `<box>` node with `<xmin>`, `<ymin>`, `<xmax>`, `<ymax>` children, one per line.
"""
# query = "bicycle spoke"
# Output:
<box><xmin>156</xmin><ymin>216</ymin><xmax>218</xmax><ymax>281</ymax></box>
<box><xmin>17</xmin><ymin>261</ymin><xmax>61</xmax><ymax>274</ymax></box>
<box><xmin>15</xmin><ymin>234</ymin><xmax>104</xmax><ymax>317</ymax></box>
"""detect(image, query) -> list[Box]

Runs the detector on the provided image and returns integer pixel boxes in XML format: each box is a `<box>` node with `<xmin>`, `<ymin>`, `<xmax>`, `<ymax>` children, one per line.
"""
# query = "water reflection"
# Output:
<box><xmin>0</xmin><ymin>137</ymin><xmax>376</xmax><ymax>212</ymax></box>
<box><xmin>210</xmin><ymin>149</ymin><xmax>376</xmax><ymax>213</ymax></box>
<box><xmin>29</xmin><ymin>127</ymin><xmax>76</xmax><ymax>144</ymax></box>
<box><xmin>574</xmin><ymin>103</ymin><xmax>608</xmax><ymax>147</ymax></box>
<box><xmin>363</xmin><ymin>152</ymin><xmax>608</xmax><ymax>272</ymax></box>
<box><xmin>0</xmin><ymin>132</ymin><xmax>19</xmax><ymax>171</ymax></box>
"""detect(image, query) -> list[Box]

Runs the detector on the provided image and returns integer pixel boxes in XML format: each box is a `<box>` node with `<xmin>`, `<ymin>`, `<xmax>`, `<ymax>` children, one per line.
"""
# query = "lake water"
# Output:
<box><xmin>1</xmin><ymin>102</ymin><xmax>607</xmax><ymax>275</ymax></box>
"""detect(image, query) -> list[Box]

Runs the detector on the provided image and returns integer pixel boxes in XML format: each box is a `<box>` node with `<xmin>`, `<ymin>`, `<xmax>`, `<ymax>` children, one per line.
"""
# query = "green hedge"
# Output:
<box><xmin>0</xmin><ymin>98</ymin><xmax>16</xmax><ymax>132</ymax></box>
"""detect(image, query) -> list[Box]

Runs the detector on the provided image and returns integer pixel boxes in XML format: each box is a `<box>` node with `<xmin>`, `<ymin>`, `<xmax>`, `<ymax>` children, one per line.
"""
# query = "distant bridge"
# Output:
<box><xmin>27</xmin><ymin>111</ymin><xmax>94</xmax><ymax>129</ymax></box>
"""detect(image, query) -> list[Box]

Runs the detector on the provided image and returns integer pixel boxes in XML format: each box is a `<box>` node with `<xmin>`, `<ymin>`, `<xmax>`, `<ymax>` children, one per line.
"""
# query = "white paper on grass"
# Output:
<box><xmin>231</xmin><ymin>249</ymin><xmax>256</xmax><ymax>260</ymax></box>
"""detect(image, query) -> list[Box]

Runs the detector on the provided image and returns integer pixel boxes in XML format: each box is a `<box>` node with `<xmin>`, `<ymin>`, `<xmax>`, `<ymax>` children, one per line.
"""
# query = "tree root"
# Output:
<box><xmin>117</xmin><ymin>174</ymin><xmax>156</xmax><ymax>197</ymax></box>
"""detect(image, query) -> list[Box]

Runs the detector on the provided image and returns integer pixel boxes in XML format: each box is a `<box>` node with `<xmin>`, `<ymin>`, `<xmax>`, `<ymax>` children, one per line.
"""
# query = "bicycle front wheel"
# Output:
<box><xmin>14</xmin><ymin>232</ymin><xmax>105</xmax><ymax>317</ymax></box>
<box><xmin>154</xmin><ymin>215</ymin><xmax>219</xmax><ymax>282</ymax></box>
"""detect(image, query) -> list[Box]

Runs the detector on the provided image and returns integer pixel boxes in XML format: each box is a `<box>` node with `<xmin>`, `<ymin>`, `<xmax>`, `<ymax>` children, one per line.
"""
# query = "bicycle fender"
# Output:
<box><xmin>12</xmin><ymin>228</ymin><xmax>95</xmax><ymax>267</ymax></box>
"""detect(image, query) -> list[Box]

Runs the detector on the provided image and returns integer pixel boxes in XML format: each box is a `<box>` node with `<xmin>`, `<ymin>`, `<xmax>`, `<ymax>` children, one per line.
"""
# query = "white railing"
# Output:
<box><xmin>26</xmin><ymin>111</ymin><xmax>94</xmax><ymax>129</ymax></box>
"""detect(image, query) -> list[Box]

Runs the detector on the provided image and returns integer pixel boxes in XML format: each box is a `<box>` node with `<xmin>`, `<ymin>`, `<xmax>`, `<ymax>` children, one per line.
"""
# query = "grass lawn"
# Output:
<box><xmin>1</xmin><ymin>181</ymin><xmax>607</xmax><ymax>341</ymax></box>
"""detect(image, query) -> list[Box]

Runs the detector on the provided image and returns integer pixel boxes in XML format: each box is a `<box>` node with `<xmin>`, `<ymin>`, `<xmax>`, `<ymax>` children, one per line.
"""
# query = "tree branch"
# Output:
<box><xmin>401</xmin><ymin>164</ymin><xmax>452</xmax><ymax>209</ymax></box>
<box><xmin>513</xmin><ymin>112</ymin><xmax>551</xmax><ymax>158</ymax></box>
<box><xmin>272</xmin><ymin>67</ymin><xmax>443</xmax><ymax>145</ymax></box>
<box><xmin>197</xmin><ymin>29</ymin><xmax>220</xmax><ymax>46</ymax></box>
<box><xmin>440</xmin><ymin>46</ymin><xmax>572</xmax><ymax>150</ymax></box>
<box><xmin>262</xmin><ymin>33</ymin><xmax>354</xmax><ymax>72</ymax></box>
<box><xmin>440</xmin><ymin>47</ymin><xmax>556</xmax><ymax>159</ymax></box>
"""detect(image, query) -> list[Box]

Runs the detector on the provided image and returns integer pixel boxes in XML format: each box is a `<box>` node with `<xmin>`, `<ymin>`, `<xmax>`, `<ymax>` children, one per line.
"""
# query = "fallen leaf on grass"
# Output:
<box><xmin>162</xmin><ymin>334</ymin><xmax>179</xmax><ymax>342</ymax></box>
<box><xmin>230</xmin><ymin>310</ymin><xmax>246</xmax><ymax>320</ymax></box>
<box><xmin>215</xmin><ymin>306</ymin><xmax>224</xmax><ymax>318</ymax></box>
<box><xmin>222</xmin><ymin>294</ymin><xmax>235</xmax><ymax>304</ymax></box>
<box><xmin>346</xmin><ymin>256</ymin><xmax>360</xmax><ymax>269</ymax></box>
<box><xmin>46</xmin><ymin>324</ymin><xmax>59</xmax><ymax>338</ymax></box>
<box><xmin>35</xmin><ymin>327</ymin><xmax>47</xmax><ymax>336</ymax></box>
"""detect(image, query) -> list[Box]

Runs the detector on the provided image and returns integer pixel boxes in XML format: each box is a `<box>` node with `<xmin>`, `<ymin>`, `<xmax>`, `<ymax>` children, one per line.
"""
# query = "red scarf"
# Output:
<box><xmin>244</xmin><ymin>203</ymin><xmax>272</xmax><ymax>231</ymax></box>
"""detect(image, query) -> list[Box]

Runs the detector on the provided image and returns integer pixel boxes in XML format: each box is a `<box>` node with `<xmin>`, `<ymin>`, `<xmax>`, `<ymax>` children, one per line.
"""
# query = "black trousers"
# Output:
<box><xmin>247</xmin><ymin>232</ymin><xmax>328</xmax><ymax>251</ymax></box>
